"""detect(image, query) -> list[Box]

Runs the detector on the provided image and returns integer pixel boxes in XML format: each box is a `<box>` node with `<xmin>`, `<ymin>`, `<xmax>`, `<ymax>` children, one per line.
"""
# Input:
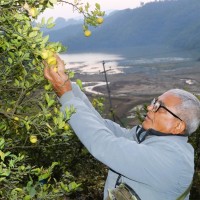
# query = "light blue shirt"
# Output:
<box><xmin>59</xmin><ymin>83</ymin><xmax>194</xmax><ymax>200</ymax></box>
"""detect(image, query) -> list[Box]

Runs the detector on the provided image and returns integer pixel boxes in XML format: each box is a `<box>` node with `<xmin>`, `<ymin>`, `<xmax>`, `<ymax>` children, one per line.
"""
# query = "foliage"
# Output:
<box><xmin>189</xmin><ymin>126</ymin><xmax>200</xmax><ymax>200</ymax></box>
<box><xmin>92</xmin><ymin>97</ymin><xmax>105</xmax><ymax>115</ymax></box>
<box><xmin>0</xmin><ymin>0</ymin><xmax>105</xmax><ymax>199</ymax></box>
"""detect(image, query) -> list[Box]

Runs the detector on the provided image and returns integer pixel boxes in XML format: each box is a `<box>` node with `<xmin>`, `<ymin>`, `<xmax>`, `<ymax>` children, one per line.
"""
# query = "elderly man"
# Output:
<box><xmin>44</xmin><ymin>55</ymin><xmax>200</xmax><ymax>200</ymax></box>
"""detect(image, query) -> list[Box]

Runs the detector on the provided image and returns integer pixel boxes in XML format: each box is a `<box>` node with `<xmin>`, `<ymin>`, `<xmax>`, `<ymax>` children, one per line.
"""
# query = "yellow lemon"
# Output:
<box><xmin>84</xmin><ymin>30</ymin><xmax>92</xmax><ymax>37</ymax></box>
<box><xmin>47</xmin><ymin>56</ymin><xmax>57</xmax><ymax>66</ymax></box>
<box><xmin>53</xmin><ymin>67</ymin><xmax>58</xmax><ymax>72</ymax></box>
<box><xmin>97</xmin><ymin>17</ymin><xmax>104</xmax><ymax>24</ymax></box>
<box><xmin>30</xmin><ymin>135</ymin><xmax>38</xmax><ymax>144</ymax></box>
<box><xmin>47</xmin><ymin>50</ymin><xmax>54</xmax><ymax>57</ymax></box>
<box><xmin>29</xmin><ymin>8</ymin><xmax>38</xmax><ymax>17</ymax></box>
<box><xmin>14</xmin><ymin>117</ymin><xmax>19</xmax><ymax>121</ymax></box>
<box><xmin>64</xmin><ymin>124</ymin><xmax>70</xmax><ymax>131</ymax></box>
<box><xmin>24</xmin><ymin>195</ymin><xmax>31</xmax><ymax>200</ymax></box>
<box><xmin>7</xmin><ymin>108</ymin><xmax>11</xmax><ymax>112</ymax></box>
<box><xmin>20</xmin><ymin>165</ymin><xmax>25</xmax><ymax>171</ymax></box>
<box><xmin>15</xmin><ymin>188</ymin><xmax>23</xmax><ymax>192</ymax></box>
<box><xmin>41</xmin><ymin>49</ymin><xmax>49</xmax><ymax>59</ymax></box>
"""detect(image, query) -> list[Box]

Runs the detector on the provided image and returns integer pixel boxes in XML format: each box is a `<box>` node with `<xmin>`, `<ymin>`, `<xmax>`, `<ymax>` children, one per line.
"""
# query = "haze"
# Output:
<box><xmin>38</xmin><ymin>0</ymin><xmax>153</xmax><ymax>20</ymax></box>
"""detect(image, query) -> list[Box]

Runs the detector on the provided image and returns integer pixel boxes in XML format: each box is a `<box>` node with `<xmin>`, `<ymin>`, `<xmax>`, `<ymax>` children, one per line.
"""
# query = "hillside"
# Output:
<box><xmin>44</xmin><ymin>0</ymin><xmax>200</xmax><ymax>53</ymax></box>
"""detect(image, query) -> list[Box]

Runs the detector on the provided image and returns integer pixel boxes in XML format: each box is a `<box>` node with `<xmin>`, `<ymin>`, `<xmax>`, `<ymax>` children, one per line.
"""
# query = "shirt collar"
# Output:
<box><xmin>136</xmin><ymin>125</ymin><xmax>188</xmax><ymax>144</ymax></box>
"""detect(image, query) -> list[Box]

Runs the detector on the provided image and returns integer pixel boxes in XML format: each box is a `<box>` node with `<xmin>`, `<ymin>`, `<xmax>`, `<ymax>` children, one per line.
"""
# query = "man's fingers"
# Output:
<box><xmin>43</xmin><ymin>60</ymin><xmax>49</xmax><ymax>68</ymax></box>
<box><xmin>44</xmin><ymin>67</ymin><xmax>53</xmax><ymax>81</ymax></box>
<box><xmin>44</xmin><ymin>66</ymin><xmax>58</xmax><ymax>80</ymax></box>
<box><xmin>55</xmin><ymin>54</ymin><xmax>65</xmax><ymax>74</ymax></box>
<box><xmin>56</xmin><ymin>57</ymin><xmax>69</xmax><ymax>80</ymax></box>
<box><xmin>55</xmin><ymin>54</ymin><xmax>63</xmax><ymax>63</ymax></box>
<box><xmin>43</xmin><ymin>54</ymin><xmax>69</xmax><ymax>82</ymax></box>
<box><xmin>43</xmin><ymin>61</ymin><xmax>54</xmax><ymax>80</ymax></box>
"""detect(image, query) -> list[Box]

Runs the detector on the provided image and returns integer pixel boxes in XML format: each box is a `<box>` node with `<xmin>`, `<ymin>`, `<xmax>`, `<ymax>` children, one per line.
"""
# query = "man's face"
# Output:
<box><xmin>142</xmin><ymin>91</ymin><xmax>184</xmax><ymax>134</ymax></box>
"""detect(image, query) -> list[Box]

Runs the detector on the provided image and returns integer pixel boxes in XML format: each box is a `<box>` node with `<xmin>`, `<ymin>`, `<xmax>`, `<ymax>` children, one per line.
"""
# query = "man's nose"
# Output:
<box><xmin>147</xmin><ymin>104</ymin><xmax>153</xmax><ymax>111</ymax></box>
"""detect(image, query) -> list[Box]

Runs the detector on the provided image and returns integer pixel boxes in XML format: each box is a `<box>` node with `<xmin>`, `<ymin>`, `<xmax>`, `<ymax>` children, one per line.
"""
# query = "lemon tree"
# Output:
<box><xmin>0</xmin><ymin>0</ymin><xmax>106</xmax><ymax>199</ymax></box>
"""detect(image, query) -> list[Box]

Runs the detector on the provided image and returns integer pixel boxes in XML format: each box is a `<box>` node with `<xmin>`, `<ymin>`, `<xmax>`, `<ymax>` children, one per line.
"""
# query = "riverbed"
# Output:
<box><xmin>60</xmin><ymin>52</ymin><xmax>200</xmax><ymax>127</ymax></box>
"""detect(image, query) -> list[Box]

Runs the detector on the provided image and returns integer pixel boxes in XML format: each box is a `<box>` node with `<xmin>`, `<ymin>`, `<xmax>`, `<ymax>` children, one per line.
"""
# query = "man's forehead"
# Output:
<box><xmin>158</xmin><ymin>92</ymin><xmax>181</xmax><ymax>106</ymax></box>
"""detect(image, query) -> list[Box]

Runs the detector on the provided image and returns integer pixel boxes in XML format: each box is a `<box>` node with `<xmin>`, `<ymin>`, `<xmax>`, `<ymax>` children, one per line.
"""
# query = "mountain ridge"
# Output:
<box><xmin>44</xmin><ymin>0</ymin><xmax>200</xmax><ymax>54</ymax></box>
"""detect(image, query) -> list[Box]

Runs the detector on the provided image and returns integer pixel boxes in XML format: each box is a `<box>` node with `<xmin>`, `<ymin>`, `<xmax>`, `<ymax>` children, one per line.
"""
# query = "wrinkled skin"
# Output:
<box><xmin>44</xmin><ymin>54</ymin><xmax>72</xmax><ymax>97</ymax></box>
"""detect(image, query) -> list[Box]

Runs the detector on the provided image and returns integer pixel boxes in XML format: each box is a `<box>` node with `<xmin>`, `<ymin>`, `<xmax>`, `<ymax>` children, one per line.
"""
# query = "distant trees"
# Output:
<box><xmin>45</xmin><ymin>0</ymin><xmax>200</xmax><ymax>52</ymax></box>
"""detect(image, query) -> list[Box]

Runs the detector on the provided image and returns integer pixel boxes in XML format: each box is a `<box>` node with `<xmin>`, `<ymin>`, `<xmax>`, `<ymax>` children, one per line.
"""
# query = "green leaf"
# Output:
<box><xmin>47</xmin><ymin>1</ymin><xmax>54</xmax><ymax>8</ymax></box>
<box><xmin>49</xmin><ymin>0</ymin><xmax>57</xmax><ymax>4</ymax></box>
<box><xmin>29</xmin><ymin>31</ymin><xmax>38</xmax><ymax>38</ymax></box>
<box><xmin>9</xmin><ymin>159</ymin><xmax>15</xmax><ymax>168</ymax></box>
<box><xmin>8</xmin><ymin>51</ymin><xmax>14</xmax><ymax>59</ymax></box>
<box><xmin>29</xmin><ymin>187</ymin><xmax>36</xmax><ymax>198</ymax></box>
<box><xmin>45</xmin><ymin>93</ymin><xmax>50</xmax><ymax>103</ymax></box>
<box><xmin>76</xmin><ymin>79</ymin><xmax>83</xmax><ymax>90</ymax></box>
<box><xmin>95</xmin><ymin>3</ymin><xmax>100</xmax><ymax>10</ymax></box>
<box><xmin>85</xmin><ymin>3</ymin><xmax>89</xmax><ymax>12</ymax></box>
<box><xmin>41</xmin><ymin>17</ymin><xmax>45</xmax><ymax>26</ymax></box>
<box><xmin>0</xmin><ymin>150</ymin><xmax>5</xmax><ymax>161</ymax></box>
<box><xmin>14</xmin><ymin>79</ymin><xmax>20</xmax><ymax>87</ymax></box>
<box><xmin>47</xmin><ymin>17</ymin><xmax>54</xmax><ymax>25</ymax></box>
<box><xmin>51</xmin><ymin>162</ymin><xmax>59</xmax><ymax>168</ymax></box>
<box><xmin>58</xmin><ymin>121</ymin><xmax>65</xmax><ymax>129</ymax></box>
<box><xmin>25</xmin><ymin>81</ymin><xmax>30</xmax><ymax>88</ymax></box>
<box><xmin>53</xmin><ymin>117</ymin><xmax>58</xmax><ymax>125</ymax></box>
<box><xmin>56</xmin><ymin>46</ymin><xmax>62</xmax><ymax>52</ymax></box>
<box><xmin>68</xmin><ymin>181</ymin><xmax>80</xmax><ymax>190</ymax></box>
<box><xmin>46</xmin><ymin>23</ymin><xmax>55</xmax><ymax>29</ymax></box>
<box><xmin>0</xmin><ymin>169</ymin><xmax>11</xmax><ymax>177</ymax></box>
<box><xmin>0</xmin><ymin>138</ymin><xmax>5</xmax><ymax>150</ymax></box>
<box><xmin>32</xmin><ymin>27</ymin><xmax>40</xmax><ymax>31</ymax></box>
<box><xmin>0</xmin><ymin>177</ymin><xmax>6</xmax><ymax>182</ymax></box>
<box><xmin>48</xmin><ymin>99</ymin><xmax>55</xmax><ymax>107</ymax></box>
<box><xmin>68</xmin><ymin>71</ymin><xmax>75</xmax><ymax>78</ymax></box>
<box><xmin>17</xmin><ymin>27</ymin><xmax>22</xmax><ymax>34</ymax></box>
<box><xmin>60</xmin><ymin>182</ymin><xmax>69</xmax><ymax>192</ymax></box>
<box><xmin>38</xmin><ymin>172</ymin><xmax>50</xmax><ymax>181</ymax></box>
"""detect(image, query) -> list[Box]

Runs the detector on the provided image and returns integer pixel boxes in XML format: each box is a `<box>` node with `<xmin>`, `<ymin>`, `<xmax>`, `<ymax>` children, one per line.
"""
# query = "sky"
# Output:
<box><xmin>38</xmin><ymin>0</ymin><xmax>153</xmax><ymax>20</ymax></box>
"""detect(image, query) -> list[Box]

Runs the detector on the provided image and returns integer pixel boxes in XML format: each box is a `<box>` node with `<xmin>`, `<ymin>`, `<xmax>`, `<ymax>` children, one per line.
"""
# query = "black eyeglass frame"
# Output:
<box><xmin>151</xmin><ymin>98</ymin><xmax>183</xmax><ymax>121</ymax></box>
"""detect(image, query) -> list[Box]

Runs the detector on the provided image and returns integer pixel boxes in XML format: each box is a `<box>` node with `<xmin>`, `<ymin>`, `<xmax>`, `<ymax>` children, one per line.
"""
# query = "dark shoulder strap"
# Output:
<box><xmin>122</xmin><ymin>183</ymin><xmax>142</xmax><ymax>200</ymax></box>
<box><xmin>115</xmin><ymin>173</ymin><xmax>141</xmax><ymax>200</ymax></box>
<box><xmin>115</xmin><ymin>174</ymin><xmax>122</xmax><ymax>187</ymax></box>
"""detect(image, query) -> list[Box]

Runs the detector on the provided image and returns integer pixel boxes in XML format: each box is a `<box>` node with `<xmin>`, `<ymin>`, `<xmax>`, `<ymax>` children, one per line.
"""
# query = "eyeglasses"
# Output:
<box><xmin>150</xmin><ymin>98</ymin><xmax>182</xmax><ymax>121</ymax></box>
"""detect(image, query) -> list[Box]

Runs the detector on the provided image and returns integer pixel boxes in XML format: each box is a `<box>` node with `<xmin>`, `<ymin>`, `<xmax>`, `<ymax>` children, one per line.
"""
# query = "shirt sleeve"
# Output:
<box><xmin>70</xmin><ymin>83</ymin><xmax>133</xmax><ymax>138</ymax></box>
<box><xmin>71</xmin><ymin>82</ymin><xmax>102</xmax><ymax>119</ymax></box>
<box><xmin>104</xmin><ymin>119</ymin><xmax>137</xmax><ymax>139</ymax></box>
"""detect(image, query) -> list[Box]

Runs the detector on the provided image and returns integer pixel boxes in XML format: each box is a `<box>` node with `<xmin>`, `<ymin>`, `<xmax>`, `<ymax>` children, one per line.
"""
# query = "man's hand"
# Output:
<box><xmin>44</xmin><ymin>54</ymin><xmax>72</xmax><ymax>97</ymax></box>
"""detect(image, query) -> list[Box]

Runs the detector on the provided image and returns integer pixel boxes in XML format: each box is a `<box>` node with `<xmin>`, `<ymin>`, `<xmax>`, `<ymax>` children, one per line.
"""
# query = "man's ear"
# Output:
<box><xmin>173</xmin><ymin>121</ymin><xmax>186</xmax><ymax>135</ymax></box>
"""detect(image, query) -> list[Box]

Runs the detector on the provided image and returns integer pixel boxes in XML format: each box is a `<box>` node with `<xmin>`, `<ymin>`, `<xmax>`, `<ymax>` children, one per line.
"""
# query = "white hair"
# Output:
<box><xmin>167</xmin><ymin>89</ymin><xmax>200</xmax><ymax>135</ymax></box>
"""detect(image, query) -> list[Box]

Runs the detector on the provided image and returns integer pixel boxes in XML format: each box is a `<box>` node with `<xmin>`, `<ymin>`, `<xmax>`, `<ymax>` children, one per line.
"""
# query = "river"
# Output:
<box><xmin>60</xmin><ymin>52</ymin><xmax>192</xmax><ymax>75</ymax></box>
